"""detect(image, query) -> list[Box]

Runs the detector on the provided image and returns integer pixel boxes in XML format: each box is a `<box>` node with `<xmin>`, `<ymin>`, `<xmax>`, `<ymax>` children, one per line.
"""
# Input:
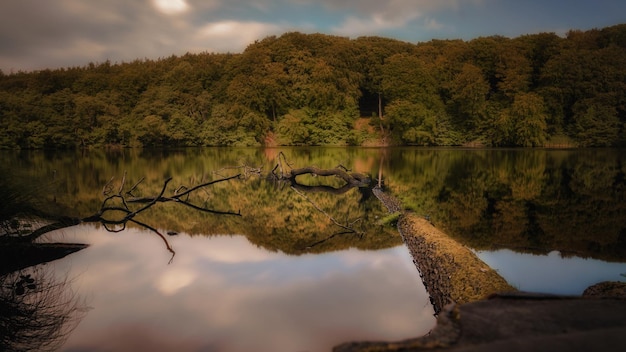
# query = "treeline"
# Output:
<box><xmin>1</xmin><ymin>24</ymin><xmax>625</xmax><ymax>148</ymax></box>
<box><xmin>383</xmin><ymin>148</ymin><xmax>626</xmax><ymax>261</ymax></box>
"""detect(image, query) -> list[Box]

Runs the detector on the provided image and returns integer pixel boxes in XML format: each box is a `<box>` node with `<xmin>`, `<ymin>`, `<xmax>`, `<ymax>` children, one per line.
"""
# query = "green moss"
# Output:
<box><xmin>379</xmin><ymin>212</ymin><xmax>401</xmax><ymax>227</ymax></box>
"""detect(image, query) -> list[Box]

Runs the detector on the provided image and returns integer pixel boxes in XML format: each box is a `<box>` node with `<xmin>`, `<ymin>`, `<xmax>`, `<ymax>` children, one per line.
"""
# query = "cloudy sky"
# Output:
<box><xmin>1</xmin><ymin>0</ymin><xmax>625</xmax><ymax>73</ymax></box>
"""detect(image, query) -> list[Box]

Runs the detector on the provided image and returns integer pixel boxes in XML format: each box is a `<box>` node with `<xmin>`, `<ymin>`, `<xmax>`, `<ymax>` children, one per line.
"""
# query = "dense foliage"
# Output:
<box><xmin>381</xmin><ymin>148</ymin><xmax>626</xmax><ymax>261</ymax></box>
<box><xmin>3</xmin><ymin>147</ymin><xmax>624</xmax><ymax>260</ymax></box>
<box><xmin>1</xmin><ymin>24</ymin><xmax>625</xmax><ymax>148</ymax></box>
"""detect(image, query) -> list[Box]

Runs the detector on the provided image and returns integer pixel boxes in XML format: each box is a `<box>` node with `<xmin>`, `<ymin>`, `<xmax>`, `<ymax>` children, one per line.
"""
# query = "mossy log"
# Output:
<box><xmin>398</xmin><ymin>213</ymin><xmax>516</xmax><ymax>314</ymax></box>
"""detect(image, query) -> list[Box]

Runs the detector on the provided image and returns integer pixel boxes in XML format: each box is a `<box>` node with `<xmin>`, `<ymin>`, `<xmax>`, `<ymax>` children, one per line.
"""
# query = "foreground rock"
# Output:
<box><xmin>335</xmin><ymin>293</ymin><xmax>626</xmax><ymax>351</ymax></box>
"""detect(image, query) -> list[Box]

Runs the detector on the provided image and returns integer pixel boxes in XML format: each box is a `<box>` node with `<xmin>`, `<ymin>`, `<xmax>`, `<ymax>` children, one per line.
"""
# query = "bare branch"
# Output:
<box><xmin>102</xmin><ymin>176</ymin><xmax>115</xmax><ymax>196</ymax></box>
<box><xmin>130</xmin><ymin>218</ymin><xmax>175</xmax><ymax>264</ymax></box>
<box><xmin>303</xmin><ymin>230</ymin><xmax>355</xmax><ymax>250</ymax></box>
<box><xmin>80</xmin><ymin>173</ymin><xmax>244</xmax><ymax>262</ymax></box>
<box><xmin>291</xmin><ymin>186</ymin><xmax>364</xmax><ymax>235</ymax></box>
<box><xmin>172</xmin><ymin>174</ymin><xmax>240</xmax><ymax>199</ymax></box>
<box><xmin>174</xmin><ymin>199</ymin><xmax>241</xmax><ymax>216</ymax></box>
<box><xmin>126</xmin><ymin>177</ymin><xmax>172</xmax><ymax>219</ymax></box>
<box><xmin>126</xmin><ymin>177</ymin><xmax>144</xmax><ymax>197</ymax></box>
<box><xmin>336</xmin><ymin>164</ymin><xmax>351</xmax><ymax>172</ymax></box>
<box><xmin>118</xmin><ymin>171</ymin><xmax>126</xmax><ymax>195</ymax></box>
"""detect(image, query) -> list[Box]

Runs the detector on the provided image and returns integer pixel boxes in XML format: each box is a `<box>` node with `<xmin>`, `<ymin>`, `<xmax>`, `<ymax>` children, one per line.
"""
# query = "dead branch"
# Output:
<box><xmin>291</xmin><ymin>186</ymin><xmax>364</xmax><ymax>236</ymax></box>
<box><xmin>276</xmin><ymin>151</ymin><xmax>293</xmax><ymax>179</ymax></box>
<box><xmin>288</xmin><ymin>166</ymin><xmax>370</xmax><ymax>186</ymax></box>
<box><xmin>303</xmin><ymin>230</ymin><xmax>355</xmax><ymax>250</ymax></box>
<box><xmin>268</xmin><ymin>153</ymin><xmax>370</xmax><ymax>195</ymax></box>
<box><xmin>126</xmin><ymin>177</ymin><xmax>144</xmax><ymax>197</ymax></box>
<box><xmin>118</xmin><ymin>171</ymin><xmax>126</xmax><ymax>195</ymax></box>
<box><xmin>131</xmin><ymin>218</ymin><xmax>176</xmax><ymax>264</ymax></box>
<box><xmin>125</xmin><ymin>174</ymin><xmax>243</xmax><ymax>217</ymax></box>
<box><xmin>171</xmin><ymin>174</ymin><xmax>241</xmax><ymax>200</ymax></box>
<box><xmin>102</xmin><ymin>176</ymin><xmax>115</xmax><ymax>196</ymax></box>
<box><xmin>336</xmin><ymin>164</ymin><xmax>350</xmax><ymax>172</ymax></box>
<box><xmin>81</xmin><ymin>173</ymin><xmax>243</xmax><ymax>262</ymax></box>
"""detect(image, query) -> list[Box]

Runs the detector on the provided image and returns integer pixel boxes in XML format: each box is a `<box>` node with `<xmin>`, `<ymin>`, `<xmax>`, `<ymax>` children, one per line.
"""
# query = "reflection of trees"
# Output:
<box><xmin>253</xmin><ymin>152</ymin><xmax>395</xmax><ymax>252</ymax></box>
<box><xmin>0</xmin><ymin>267</ymin><xmax>87</xmax><ymax>352</ymax></box>
<box><xmin>385</xmin><ymin>149</ymin><xmax>626</xmax><ymax>261</ymax></box>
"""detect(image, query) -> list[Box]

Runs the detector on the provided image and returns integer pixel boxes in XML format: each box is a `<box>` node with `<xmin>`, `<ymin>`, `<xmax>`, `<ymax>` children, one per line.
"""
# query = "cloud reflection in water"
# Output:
<box><xmin>50</xmin><ymin>225</ymin><xmax>435</xmax><ymax>352</ymax></box>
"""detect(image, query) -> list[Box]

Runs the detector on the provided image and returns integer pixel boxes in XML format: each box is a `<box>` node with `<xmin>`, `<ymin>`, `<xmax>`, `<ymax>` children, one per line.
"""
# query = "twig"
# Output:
<box><xmin>130</xmin><ymin>218</ymin><xmax>176</xmax><ymax>264</ymax></box>
<box><xmin>172</xmin><ymin>174</ymin><xmax>240</xmax><ymax>199</ymax></box>
<box><xmin>290</xmin><ymin>186</ymin><xmax>363</xmax><ymax>235</ymax></box>
<box><xmin>126</xmin><ymin>177</ymin><xmax>144</xmax><ymax>197</ymax></box>
<box><xmin>118</xmin><ymin>171</ymin><xmax>127</xmax><ymax>195</ymax></box>
<box><xmin>102</xmin><ymin>176</ymin><xmax>115</xmax><ymax>196</ymax></box>
<box><xmin>303</xmin><ymin>230</ymin><xmax>354</xmax><ymax>250</ymax></box>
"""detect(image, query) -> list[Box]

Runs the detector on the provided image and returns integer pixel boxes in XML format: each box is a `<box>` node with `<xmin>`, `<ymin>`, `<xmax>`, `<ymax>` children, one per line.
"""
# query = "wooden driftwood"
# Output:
<box><xmin>269</xmin><ymin>152</ymin><xmax>371</xmax><ymax>193</ymax></box>
<box><xmin>286</xmin><ymin>166</ymin><xmax>370</xmax><ymax>187</ymax></box>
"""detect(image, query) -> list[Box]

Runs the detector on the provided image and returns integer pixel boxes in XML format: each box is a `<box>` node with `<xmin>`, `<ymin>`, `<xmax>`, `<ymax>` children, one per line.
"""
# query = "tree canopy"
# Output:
<box><xmin>1</xmin><ymin>24</ymin><xmax>625</xmax><ymax>148</ymax></box>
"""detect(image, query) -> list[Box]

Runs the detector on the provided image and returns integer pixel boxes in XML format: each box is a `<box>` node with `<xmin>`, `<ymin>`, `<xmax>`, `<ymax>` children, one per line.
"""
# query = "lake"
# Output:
<box><xmin>2</xmin><ymin>147</ymin><xmax>626</xmax><ymax>351</ymax></box>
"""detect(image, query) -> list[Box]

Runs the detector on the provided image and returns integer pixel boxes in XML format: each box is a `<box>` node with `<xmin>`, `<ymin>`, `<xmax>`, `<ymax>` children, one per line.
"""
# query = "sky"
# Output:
<box><xmin>1</xmin><ymin>0</ymin><xmax>625</xmax><ymax>73</ymax></box>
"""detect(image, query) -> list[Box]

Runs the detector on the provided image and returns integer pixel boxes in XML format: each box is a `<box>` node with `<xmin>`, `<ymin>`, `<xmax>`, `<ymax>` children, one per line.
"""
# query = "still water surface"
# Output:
<box><xmin>3</xmin><ymin>147</ymin><xmax>626</xmax><ymax>350</ymax></box>
<box><xmin>47</xmin><ymin>226</ymin><xmax>434</xmax><ymax>352</ymax></box>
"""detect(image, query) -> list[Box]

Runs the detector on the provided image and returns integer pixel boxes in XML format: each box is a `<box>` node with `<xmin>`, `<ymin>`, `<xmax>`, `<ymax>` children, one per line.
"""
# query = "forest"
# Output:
<box><xmin>1</xmin><ymin>24</ymin><xmax>625</xmax><ymax>149</ymax></box>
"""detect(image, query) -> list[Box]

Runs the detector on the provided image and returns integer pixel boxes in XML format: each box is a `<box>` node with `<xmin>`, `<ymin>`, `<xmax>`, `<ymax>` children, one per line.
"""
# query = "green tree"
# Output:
<box><xmin>509</xmin><ymin>92</ymin><xmax>548</xmax><ymax>147</ymax></box>
<box><xmin>448</xmin><ymin>63</ymin><xmax>490</xmax><ymax>138</ymax></box>
<box><xmin>495</xmin><ymin>41</ymin><xmax>532</xmax><ymax>100</ymax></box>
<box><xmin>571</xmin><ymin>96</ymin><xmax>621</xmax><ymax>147</ymax></box>
<box><xmin>384</xmin><ymin>100</ymin><xmax>438</xmax><ymax>145</ymax></box>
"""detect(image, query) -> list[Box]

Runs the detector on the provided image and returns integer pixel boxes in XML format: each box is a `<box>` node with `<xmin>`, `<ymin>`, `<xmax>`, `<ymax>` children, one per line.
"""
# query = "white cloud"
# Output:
<box><xmin>327</xmin><ymin>0</ymin><xmax>478</xmax><ymax>37</ymax></box>
<box><xmin>332</xmin><ymin>13</ymin><xmax>418</xmax><ymax>37</ymax></box>
<box><xmin>153</xmin><ymin>0</ymin><xmax>190</xmax><ymax>15</ymax></box>
<box><xmin>155</xmin><ymin>268</ymin><xmax>197</xmax><ymax>295</ymax></box>
<box><xmin>195</xmin><ymin>20</ymin><xmax>284</xmax><ymax>52</ymax></box>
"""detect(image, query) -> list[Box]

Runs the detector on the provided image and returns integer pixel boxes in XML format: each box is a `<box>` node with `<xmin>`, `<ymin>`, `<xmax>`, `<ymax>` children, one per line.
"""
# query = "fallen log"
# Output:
<box><xmin>287</xmin><ymin>166</ymin><xmax>370</xmax><ymax>187</ymax></box>
<box><xmin>398</xmin><ymin>214</ymin><xmax>516</xmax><ymax>314</ymax></box>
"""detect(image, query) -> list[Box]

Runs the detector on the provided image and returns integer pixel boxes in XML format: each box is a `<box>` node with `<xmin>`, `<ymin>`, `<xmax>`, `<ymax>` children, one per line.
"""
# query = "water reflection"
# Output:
<box><xmin>50</xmin><ymin>226</ymin><xmax>436</xmax><ymax>352</ymax></box>
<box><xmin>384</xmin><ymin>148</ymin><xmax>626</xmax><ymax>262</ymax></box>
<box><xmin>476</xmin><ymin>249</ymin><xmax>626</xmax><ymax>295</ymax></box>
<box><xmin>3</xmin><ymin>147</ymin><xmax>626</xmax><ymax>348</ymax></box>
